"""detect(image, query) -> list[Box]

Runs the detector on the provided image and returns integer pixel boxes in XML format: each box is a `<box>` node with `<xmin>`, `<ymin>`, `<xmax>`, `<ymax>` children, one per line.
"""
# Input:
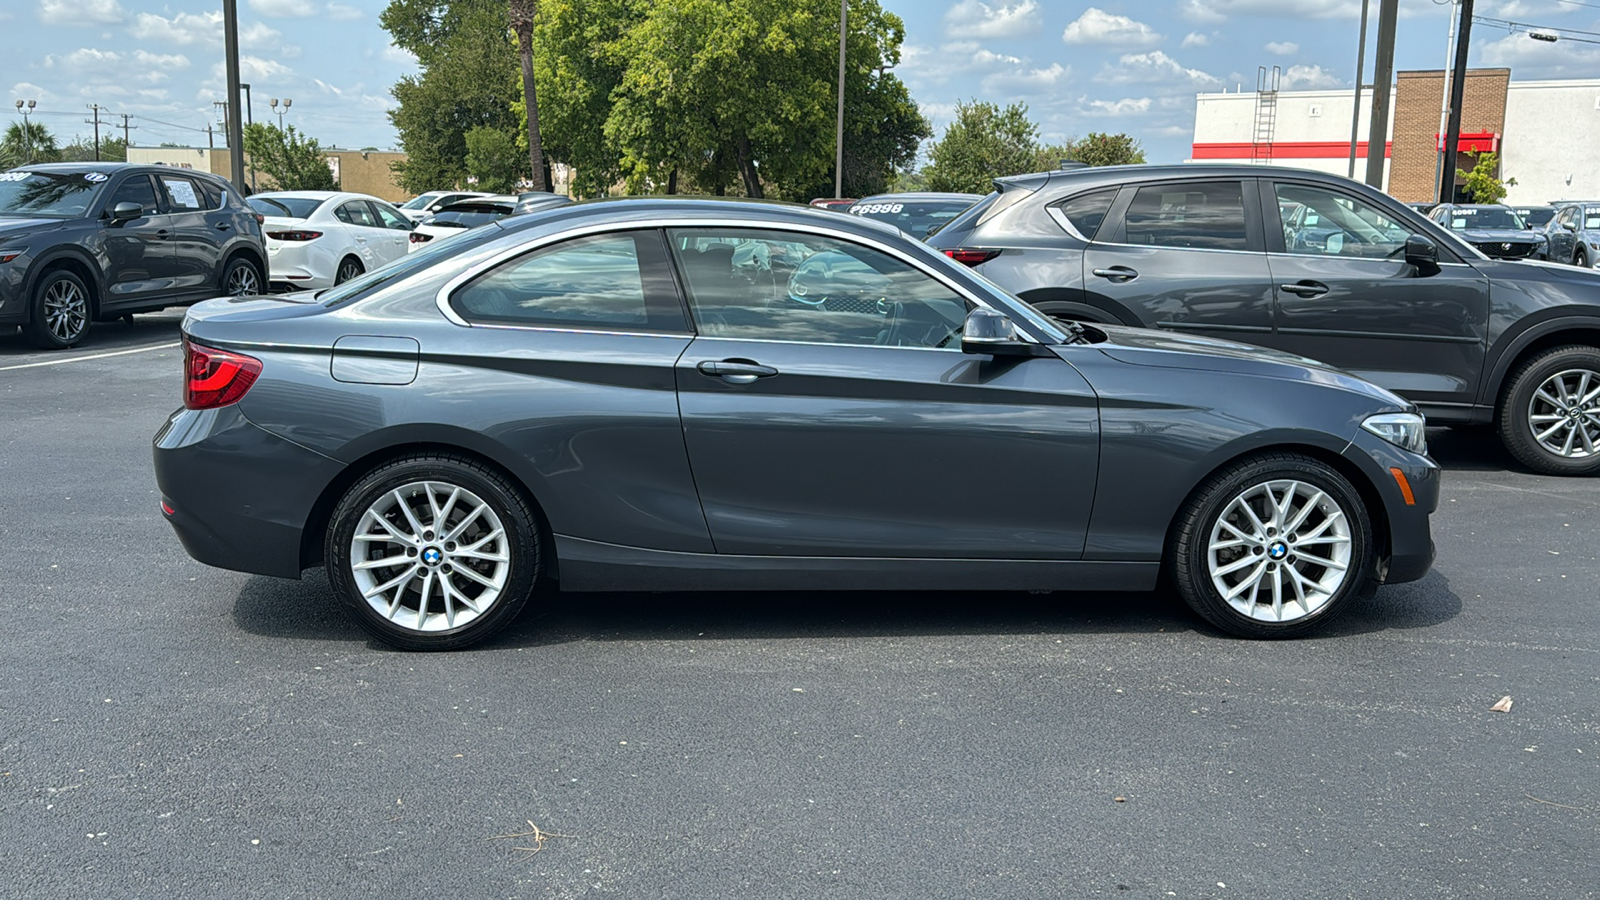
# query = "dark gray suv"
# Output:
<box><xmin>928</xmin><ymin>164</ymin><xmax>1600</xmax><ymax>476</ymax></box>
<box><xmin>0</xmin><ymin>162</ymin><xmax>267</xmax><ymax>349</ymax></box>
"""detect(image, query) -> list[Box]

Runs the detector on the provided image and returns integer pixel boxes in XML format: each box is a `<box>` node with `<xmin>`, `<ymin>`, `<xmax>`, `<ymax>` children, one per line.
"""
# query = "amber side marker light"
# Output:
<box><xmin>1389</xmin><ymin>468</ymin><xmax>1416</xmax><ymax>506</ymax></box>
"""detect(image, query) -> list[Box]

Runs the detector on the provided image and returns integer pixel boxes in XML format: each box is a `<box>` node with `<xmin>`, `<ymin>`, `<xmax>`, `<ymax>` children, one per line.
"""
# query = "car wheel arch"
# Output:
<box><xmin>24</xmin><ymin>249</ymin><xmax>104</xmax><ymax>319</ymax></box>
<box><xmin>1018</xmin><ymin>288</ymin><xmax>1141</xmax><ymax>326</ymax></box>
<box><xmin>1482</xmin><ymin>317</ymin><xmax>1600</xmax><ymax>411</ymax></box>
<box><xmin>220</xmin><ymin>246</ymin><xmax>267</xmax><ymax>286</ymax></box>
<box><xmin>299</xmin><ymin>435</ymin><xmax>557</xmax><ymax>581</ymax></box>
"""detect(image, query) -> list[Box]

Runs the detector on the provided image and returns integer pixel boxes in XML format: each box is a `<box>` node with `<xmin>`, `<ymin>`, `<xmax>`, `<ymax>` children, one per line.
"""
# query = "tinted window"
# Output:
<box><xmin>337</xmin><ymin>201</ymin><xmax>378</xmax><ymax>227</ymax></box>
<box><xmin>669</xmin><ymin>227</ymin><xmax>970</xmax><ymax>349</ymax></box>
<box><xmin>0</xmin><ymin>170</ymin><xmax>107</xmax><ymax>217</ymax></box>
<box><xmin>249</xmin><ymin>196</ymin><xmax>324</xmax><ymax>218</ymax></box>
<box><xmin>159</xmin><ymin>175</ymin><xmax>205</xmax><ymax>211</ymax></box>
<box><xmin>107</xmin><ymin>175</ymin><xmax>159</xmax><ymax>214</ymax></box>
<box><xmin>450</xmin><ymin>230</ymin><xmax>686</xmax><ymax>332</ymax></box>
<box><xmin>370</xmin><ymin>201</ymin><xmax>412</xmax><ymax>230</ymax></box>
<box><xmin>399</xmin><ymin>194</ymin><xmax>437</xmax><ymax>210</ymax></box>
<box><xmin>194</xmin><ymin>178</ymin><xmax>224</xmax><ymax>209</ymax></box>
<box><xmin>426</xmin><ymin>207</ymin><xmax>508</xmax><ymax>228</ymax></box>
<box><xmin>1052</xmin><ymin>189</ymin><xmax>1116</xmax><ymax>241</ymax></box>
<box><xmin>1123</xmin><ymin>181</ymin><xmax>1248</xmax><ymax>251</ymax></box>
<box><xmin>1518</xmin><ymin>208</ymin><xmax>1555</xmax><ymax>228</ymax></box>
<box><xmin>1274</xmin><ymin>184</ymin><xmax>1410</xmax><ymax>259</ymax></box>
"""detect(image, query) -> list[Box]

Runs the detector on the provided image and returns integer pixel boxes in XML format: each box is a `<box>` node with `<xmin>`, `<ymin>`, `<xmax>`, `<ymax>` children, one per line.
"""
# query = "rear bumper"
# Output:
<box><xmin>1342</xmin><ymin>430</ymin><xmax>1439</xmax><ymax>585</ymax></box>
<box><xmin>153</xmin><ymin>405</ymin><xmax>344</xmax><ymax>579</ymax></box>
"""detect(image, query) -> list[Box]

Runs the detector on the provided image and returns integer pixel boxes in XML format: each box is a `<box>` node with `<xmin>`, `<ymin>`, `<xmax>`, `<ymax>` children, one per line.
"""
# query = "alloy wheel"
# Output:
<box><xmin>337</xmin><ymin>261</ymin><xmax>362</xmax><ymax>284</ymax></box>
<box><xmin>227</xmin><ymin>263</ymin><xmax>260</xmax><ymax>296</ymax></box>
<box><xmin>1206</xmin><ymin>479</ymin><xmax>1352</xmax><ymax>623</ymax></box>
<box><xmin>1527</xmin><ymin>368</ymin><xmax>1600</xmax><ymax>459</ymax></box>
<box><xmin>43</xmin><ymin>279</ymin><xmax>88</xmax><ymax>343</ymax></box>
<box><xmin>348</xmin><ymin>480</ymin><xmax>510</xmax><ymax>633</ymax></box>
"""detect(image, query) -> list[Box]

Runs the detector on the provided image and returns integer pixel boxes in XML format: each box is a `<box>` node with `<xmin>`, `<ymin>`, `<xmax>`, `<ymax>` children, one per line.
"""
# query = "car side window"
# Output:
<box><xmin>194</xmin><ymin>178</ymin><xmax>224</xmax><ymax>210</ymax></box>
<box><xmin>370</xmin><ymin>201</ymin><xmax>412</xmax><ymax>230</ymax></box>
<box><xmin>337</xmin><ymin>201</ymin><xmax>378</xmax><ymax>227</ymax></box>
<box><xmin>107</xmin><ymin>175</ymin><xmax>159</xmax><ymax>215</ymax></box>
<box><xmin>1051</xmin><ymin>189</ymin><xmax>1116</xmax><ymax>241</ymax></box>
<box><xmin>1122</xmin><ymin>181</ymin><xmax>1248</xmax><ymax>251</ymax></box>
<box><xmin>449</xmin><ymin>230</ymin><xmax>687</xmax><ymax>332</ymax></box>
<box><xmin>158</xmin><ymin>175</ymin><xmax>205</xmax><ymax>211</ymax></box>
<box><xmin>667</xmin><ymin>227</ymin><xmax>971</xmax><ymax>349</ymax></box>
<box><xmin>1273</xmin><ymin>184</ymin><xmax>1410</xmax><ymax>259</ymax></box>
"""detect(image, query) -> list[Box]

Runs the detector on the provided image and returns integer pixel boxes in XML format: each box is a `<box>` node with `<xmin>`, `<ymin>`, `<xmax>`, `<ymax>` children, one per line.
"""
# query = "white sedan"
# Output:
<box><xmin>407</xmin><ymin>195</ymin><xmax>519</xmax><ymax>252</ymax></box>
<box><xmin>248</xmin><ymin>191</ymin><xmax>415</xmax><ymax>290</ymax></box>
<box><xmin>396</xmin><ymin>190</ymin><xmax>494</xmax><ymax>224</ymax></box>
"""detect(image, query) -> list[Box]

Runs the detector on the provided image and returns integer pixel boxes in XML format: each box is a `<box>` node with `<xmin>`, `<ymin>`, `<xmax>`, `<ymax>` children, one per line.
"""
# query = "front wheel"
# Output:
<box><xmin>1169</xmin><ymin>454</ymin><xmax>1376</xmax><ymax>638</ymax></box>
<box><xmin>325</xmin><ymin>455</ymin><xmax>544</xmax><ymax>650</ymax></box>
<box><xmin>1498</xmin><ymin>345</ymin><xmax>1600</xmax><ymax>475</ymax></box>
<box><xmin>1575</xmin><ymin>246</ymin><xmax>1590</xmax><ymax>269</ymax></box>
<box><xmin>21</xmin><ymin>269</ymin><xmax>92</xmax><ymax>350</ymax></box>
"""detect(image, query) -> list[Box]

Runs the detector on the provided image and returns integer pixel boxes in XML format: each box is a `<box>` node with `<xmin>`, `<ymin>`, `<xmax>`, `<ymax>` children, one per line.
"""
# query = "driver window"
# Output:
<box><xmin>666</xmin><ymin>227</ymin><xmax>971</xmax><ymax>349</ymax></box>
<box><xmin>1274</xmin><ymin>184</ymin><xmax>1409</xmax><ymax>260</ymax></box>
<box><xmin>107</xmin><ymin>175</ymin><xmax>159</xmax><ymax>216</ymax></box>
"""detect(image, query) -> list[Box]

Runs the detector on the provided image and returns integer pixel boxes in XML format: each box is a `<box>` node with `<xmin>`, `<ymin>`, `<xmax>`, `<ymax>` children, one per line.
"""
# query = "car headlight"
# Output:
<box><xmin>1362</xmin><ymin>412</ymin><xmax>1427</xmax><ymax>456</ymax></box>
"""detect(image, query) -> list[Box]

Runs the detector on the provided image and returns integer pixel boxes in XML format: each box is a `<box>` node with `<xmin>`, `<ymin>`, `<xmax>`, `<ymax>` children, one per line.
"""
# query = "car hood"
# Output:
<box><xmin>0</xmin><ymin>217</ymin><xmax>55</xmax><ymax>238</ymax></box>
<box><xmin>1458</xmin><ymin>228</ymin><xmax>1542</xmax><ymax>243</ymax></box>
<box><xmin>1081</xmin><ymin>324</ymin><xmax>1411</xmax><ymax>409</ymax></box>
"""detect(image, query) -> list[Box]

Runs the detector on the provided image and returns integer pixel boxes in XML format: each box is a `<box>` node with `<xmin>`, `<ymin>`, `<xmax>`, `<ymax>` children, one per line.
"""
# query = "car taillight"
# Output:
<box><xmin>266</xmin><ymin>230</ymin><xmax>322</xmax><ymax>241</ymax></box>
<box><xmin>409</xmin><ymin>232</ymin><xmax>433</xmax><ymax>244</ymax></box>
<box><xmin>944</xmin><ymin>249</ymin><xmax>1000</xmax><ymax>266</ymax></box>
<box><xmin>184</xmin><ymin>340</ymin><xmax>263</xmax><ymax>410</ymax></box>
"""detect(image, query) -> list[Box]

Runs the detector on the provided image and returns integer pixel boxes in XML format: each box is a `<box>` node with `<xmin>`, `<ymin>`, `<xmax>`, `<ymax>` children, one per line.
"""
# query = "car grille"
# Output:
<box><xmin>1474</xmin><ymin>241</ymin><xmax>1537</xmax><ymax>259</ymax></box>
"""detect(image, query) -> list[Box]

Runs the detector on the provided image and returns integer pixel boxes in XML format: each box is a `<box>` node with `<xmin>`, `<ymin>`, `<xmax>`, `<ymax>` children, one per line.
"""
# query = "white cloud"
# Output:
<box><xmin>1182</xmin><ymin>0</ymin><xmax>1409</xmax><ymax>21</ymax></box>
<box><xmin>1096</xmin><ymin>51</ymin><xmax>1221</xmax><ymax>89</ymax></box>
<box><xmin>944</xmin><ymin>0</ymin><xmax>1042</xmax><ymax>39</ymax></box>
<box><xmin>1480</xmin><ymin>28</ymin><xmax>1600</xmax><ymax>79</ymax></box>
<box><xmin>1265</xmin><ymin>41</ymin><xmax>1299</xmax><ymax>56</ymax></box>
<box><xmin>40</xmin><ymin>0</ymin><xmax>124</xmax><ymax>26</ymax></box>
<box><xmin>1179</xmin><ymin>0</ymin><xmax>1226</xmax><ymax>24</ymax></box>
<box><xmin>983</xmin><ymin>63</ymin><xmax>1070</xmax><ymax>93</ymax></box>
<box><xmin>1082</xmin><ymin>97</ymin><xmax>1153</xmax><ymax>116</ymax></box>
<box><xmin>1279</xmin><ymin>64</ymin><xmax>1344</xmax><ymax>90</ymax></box>
<box><xmin>326</xmin><ymin>3</ymin><xmax>363</xmax><ymax>21</ymax></box>
<box><xmin>1181</xmin><ymin>32</ymin><xmax>1210</xmax><ymax>48</ymax></box>
<box><xmin>247</xmin><ymin>0</ymin><xmax>315</xmax><ymax>17</ymax></box>
<box><xmin>128</xmin><ymin>12</ymin><xmax>284</xmax><ymax>52</ymax></box>
<box><xmin>1062</xmin><ymin>8</ymin><xmax>1162</xmax><ymax>47</ymax></box>
<box><xmin>43</xmin><ymin>48</ymin><xmax>189</xmax><ymax>88</ymax></box>
<box><xmin>380</xmin><ymin>44</ymin><xmax>418</xmax><ymax>66</ymax></box>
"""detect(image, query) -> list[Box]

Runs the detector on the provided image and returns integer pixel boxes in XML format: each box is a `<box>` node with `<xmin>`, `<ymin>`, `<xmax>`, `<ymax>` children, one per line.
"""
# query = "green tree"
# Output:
<box><xmin>1066</xmin><ymin>132</ymin><xmax>1145</xmax><ymax>167</ymax></box>
<box><xmin>1457</xmin><ymin>151</ymin><xmax>1512</xmax><ymax>204</ymax></box>
<box><xmin>463</xmin><ymin>124</ymin><xmax>523</xmax><ymax>192</ymax></box>
<box><xmin>923</xmin><ymin>100</ymin><xmax>1040</xmax><ymax>194</ymax></box>
<box><xmin>59</xmin><ymin>135</ymin><xmax>127</xmax><ymax>162</ymax></box>
<box><xmin>242</xmin><ymin>123</ymin><xmax>338</xmax><ymax>190</ymax></box>
<box><xmin>509</xmin><ymin>0</ymin><xmax>549</xmax><ymax>191</ymax></box>
<box><xmin>2</xmin><ymin>121</ymin><xmax>61</xmax><ymax>165</ymax></box>
<box><xmin>383</xmin><ymin>0</ymin><xmax>521</xmax><ymax>193</ymax></box>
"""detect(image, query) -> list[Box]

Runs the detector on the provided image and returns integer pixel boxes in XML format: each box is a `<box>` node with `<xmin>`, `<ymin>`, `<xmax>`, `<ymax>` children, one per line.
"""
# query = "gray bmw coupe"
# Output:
<box><xmin>154</xmin><ymin>199</ymin><xmax>1437</xmax><ymax>650</ymax></box>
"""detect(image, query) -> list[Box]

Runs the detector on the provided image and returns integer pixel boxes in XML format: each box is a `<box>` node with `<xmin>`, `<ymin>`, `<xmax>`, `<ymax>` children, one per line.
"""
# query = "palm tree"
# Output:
<box><xmin>509</xmin><ymin>0</ymin><xmax>548</xmax><ymax>192</ymax></box>
<box><xmin>2</xmin><ymin>121</ymin><xmax>60</xmax><ymax>165</ymax></box>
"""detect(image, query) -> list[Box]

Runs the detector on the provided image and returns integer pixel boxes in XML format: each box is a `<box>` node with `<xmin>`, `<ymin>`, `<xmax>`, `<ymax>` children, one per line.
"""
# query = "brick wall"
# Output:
<box><xmin>1392</xmin><ymin>68</ymin><xmax>1509</xmax><ymax>202</ymax></box>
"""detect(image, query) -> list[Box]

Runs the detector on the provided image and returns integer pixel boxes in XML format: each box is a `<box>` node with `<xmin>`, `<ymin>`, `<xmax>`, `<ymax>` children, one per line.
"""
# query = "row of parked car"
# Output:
<box><xmin>1403</xmin><ymin>199</ymin><xmax>1600</xmax><ymax>268</ymax></box>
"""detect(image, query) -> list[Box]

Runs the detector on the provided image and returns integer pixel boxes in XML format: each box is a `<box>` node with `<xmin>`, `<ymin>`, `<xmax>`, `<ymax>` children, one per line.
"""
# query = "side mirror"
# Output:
<box><xmin>961</xmin><ymin>309</ymin><xmax>1044</xmax><ymax>357</ymax></box>
<box><xmin>1404</xmin><ymin>234</ymin><xmax>1439</xmax><ymax>268</ymax></box>
<box><xmin>110</xmin><ymin>202</ymin><xmax>143</xmax><ymax>224</ymax></box>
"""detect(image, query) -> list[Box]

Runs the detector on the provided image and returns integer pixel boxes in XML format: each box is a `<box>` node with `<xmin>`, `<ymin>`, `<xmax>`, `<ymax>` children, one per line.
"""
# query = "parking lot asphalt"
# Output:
<box><xmin>1</xmin><ymin>315</ymin><xmax>1596</xmax><ymax>900</ymax></box>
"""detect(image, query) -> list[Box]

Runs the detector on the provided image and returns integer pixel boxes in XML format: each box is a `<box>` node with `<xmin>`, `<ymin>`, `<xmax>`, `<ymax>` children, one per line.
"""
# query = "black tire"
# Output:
<box><xmin>223</xmin><ymin>256</ymin><xmax>263</xmax><ymax>296</ymax></box>
<box><xmin>1169</xmin><ymin>453</ymin><xmax>1377</xmax><ymax>638</ymax></box>
<box><xmin>334</xmin><ymin>257</ymin><xmax>364</xmax><ymax>285</ymax></box>
<box><xmin>325</xmin><ymin>454</ymin><xmax>544</xmax><ymax>650</ymax></box>
<box><xmin>1575</xmin><ymin>246</ymin><xmax>1589</xmax><ymax>269</ymax></box>
<box><xmin>1497</xmin><ymin>344</ymin><xmax>1600</xmax><ymax>476</ymax></box>
<box><xmin>21</xmin><ymin>269</ymin><xmax>92</xmax><ymax>350</ymax></box>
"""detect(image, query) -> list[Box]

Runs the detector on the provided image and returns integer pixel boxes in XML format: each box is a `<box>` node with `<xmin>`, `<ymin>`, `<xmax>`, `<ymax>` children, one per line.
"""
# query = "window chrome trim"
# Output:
<box><xmin>433</xmin><ymin>217</ymin><xmax>1033</xmax><ymax>340</ymax></box>
<box><xmin>461</xmin><ymin>322</ymin><xmax>694</xmax><ymax>339</ymax></box>
<box><xmin>686</xmin><ymin>334</ymin><xmax>966</xmax><ymax>353</ymax></box>
<box><xmin>1046</xmin><ymin>206</ymin><xmax>1090</xmax><ymax>242</ymax></box>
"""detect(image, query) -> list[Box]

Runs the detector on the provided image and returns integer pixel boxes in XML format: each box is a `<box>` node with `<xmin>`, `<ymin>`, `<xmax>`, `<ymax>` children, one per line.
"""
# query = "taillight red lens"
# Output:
<box><xmin>265</xmin><ymin>230</ymin><xmax>322</xmax><ymax>241</ymax></box>
<box><xmin>944</xmin><ymin>249</ymin><xmax>1000</xmax><ymax>266</ymax></box>
<box><xmin>409</xmin><ymin>232</ymin><xmax>432</xmax><ymax>243</ymax></box>
<box><xmin>184</xmin><ymin>341</ymin><xmax>263</xmax><ymax>410</ymax></box>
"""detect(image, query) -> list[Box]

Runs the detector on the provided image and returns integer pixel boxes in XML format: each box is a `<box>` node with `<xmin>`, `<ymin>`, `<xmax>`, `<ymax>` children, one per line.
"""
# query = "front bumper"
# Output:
<box><xmin>1342</xmin><ymin>429</ymin><xmax>1439</xmax><ymax>584</ymax></box>
<box><xmin>154</xmin><ymin>405</ymin><xmax>345</xmax><ymax>579</ymax></box>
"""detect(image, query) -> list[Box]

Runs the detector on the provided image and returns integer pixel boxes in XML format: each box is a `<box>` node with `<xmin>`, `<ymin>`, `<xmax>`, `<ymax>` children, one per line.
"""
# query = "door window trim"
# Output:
<box><xmin>1093</xmin><ymin>177</ymin><xmax>1265</xmax><ymax>255</ymax></box>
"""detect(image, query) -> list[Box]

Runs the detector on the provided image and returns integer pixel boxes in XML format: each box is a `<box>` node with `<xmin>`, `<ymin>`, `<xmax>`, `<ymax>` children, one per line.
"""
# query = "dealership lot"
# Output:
<box><xmin>1</xmin><ymin>317</ymin><xmax>1596</xmax><ymax>898</ymax></box>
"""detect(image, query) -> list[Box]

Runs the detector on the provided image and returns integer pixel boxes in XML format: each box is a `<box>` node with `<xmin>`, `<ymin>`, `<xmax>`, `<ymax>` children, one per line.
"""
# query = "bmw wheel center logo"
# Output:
<box><xmin>1268</xmin><ymin>542</ymin><xmax>1289</xmax><ymax>560</ymax></box>
<box><xmin>422</xmin><ymin>547</ymin><xmax>443</xmax><ymax>565</ymax></box>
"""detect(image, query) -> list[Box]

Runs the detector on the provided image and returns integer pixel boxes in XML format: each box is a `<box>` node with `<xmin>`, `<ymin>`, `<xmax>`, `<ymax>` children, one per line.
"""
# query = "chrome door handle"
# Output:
<box><xmin>1091</xmin><ymin>266</ymin><xmax>1138</xmax><ymax>282</ymax></box>
<box><xmin>1279</xmin><ymin>282</ymin><xmax>1329</xmax><ymax>297</ymax></box>
<box><xmin>697</xmin><ymin>359</ymin><xmax>779</xmax><ymax>384</ymax></box>
<box><xmin>215</xmin><ymin>222</ymin><xmax>231</xmax><ymax>231</ymax></box>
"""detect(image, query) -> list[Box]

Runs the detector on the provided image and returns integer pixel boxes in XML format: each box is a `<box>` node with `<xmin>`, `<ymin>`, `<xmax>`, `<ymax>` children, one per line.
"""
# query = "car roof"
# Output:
<box><xmin>21</xmin><ymin>161</ymin><xmax>170</xmax><ymax>175</ymax></box>
<box><xmin>252</xmin><ymin>190</ymin><xmax>388</xmax><ymax>202</ymax></box>
<box><xmin>492</xmin><ymin>195</ymin><xmax>911</xmax><ymax>240</ymax></box>
<box><xmin>854</xmin><ymin>192</ymin><xmax>984</xmax><ymax>203</ymax></box>
<box><xmin>994</xmin><ymin>162</ymin><xmax>1395</xmax><ymax>194</ymax></box>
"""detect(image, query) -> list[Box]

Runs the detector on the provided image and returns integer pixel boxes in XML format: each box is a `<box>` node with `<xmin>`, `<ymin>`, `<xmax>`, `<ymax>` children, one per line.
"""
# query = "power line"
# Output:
<box><xmin>1473</xmin><ymin>14</ymin><xmax>1600</xmax><ymax>39</ymax></box>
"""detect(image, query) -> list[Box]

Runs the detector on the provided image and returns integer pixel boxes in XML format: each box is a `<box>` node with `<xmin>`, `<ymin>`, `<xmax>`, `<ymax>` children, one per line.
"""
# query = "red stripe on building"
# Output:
<box><xmin>1190</xmin><ymin>141</ymin><xmax>1392</xmax><ymax>159</ymax></box>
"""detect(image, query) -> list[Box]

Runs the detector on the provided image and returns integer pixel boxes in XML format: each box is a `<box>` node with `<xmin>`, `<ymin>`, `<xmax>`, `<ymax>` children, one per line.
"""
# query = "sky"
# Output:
<box><xmin>5</xmin><ymin>1</ymin><xmax>1600</xmax><ymax>163</ymax></box>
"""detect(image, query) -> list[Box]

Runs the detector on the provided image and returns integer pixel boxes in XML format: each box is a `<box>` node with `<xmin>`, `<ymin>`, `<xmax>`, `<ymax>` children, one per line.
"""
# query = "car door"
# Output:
<box><xmin>1083</xmin><ymin>178</ymin><xmax>1275</xmax><ymax>341</ymax></box>
<box><xmin>98</xmin><ymin>173</ymin><xmax>181</xmax><ymax>307</ymax></box>
<box><xmin>669</xmin><ymin>225</ymin><xmax>1100</xmax><ymax>559</ymax></box>
<box><xmin>1547</xmin><ymin>206</ymin><xmax>1579</xmax><ymax>263</ymax></box>
<box><xmin>333</xmin><ymin>200</ymin><xmax>387</xmax><ymax>270</ymax></box>
<box><xmin>155</xmin><ymin>173</ymin><xmax>221</xmax><ymax>296</ymax></box>
<box><xmin>366</xmin><ymin>200</ymin><xmax>413</xmax><ymax>264</ymax></box>
<box><xmin>1260</xmin><ymin>179</ymin><xmax>1490</xmax><ymax>410</ymax></box>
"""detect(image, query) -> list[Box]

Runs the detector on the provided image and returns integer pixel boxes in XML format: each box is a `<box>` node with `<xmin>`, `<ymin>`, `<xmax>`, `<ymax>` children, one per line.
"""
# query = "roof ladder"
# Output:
<box><xmin>1252</xmin><ymin>66</ymin><xmax>1281</xmax><ymax>164</ymax></box>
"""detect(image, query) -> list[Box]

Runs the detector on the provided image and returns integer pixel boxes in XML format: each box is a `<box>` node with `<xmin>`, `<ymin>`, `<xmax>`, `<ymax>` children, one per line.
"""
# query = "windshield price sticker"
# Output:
<box><xmin>853</xmin><ymin>203</ymin><xmax>904</xmax><ymax>215</ymax></box>
<box><xmin>0</xmin><ymin>172</ymin><xmax>30</xmax><ymax>182</ymax></box>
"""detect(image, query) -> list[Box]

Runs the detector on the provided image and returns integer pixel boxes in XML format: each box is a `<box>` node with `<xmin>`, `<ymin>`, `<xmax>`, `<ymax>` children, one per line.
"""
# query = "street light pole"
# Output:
<box><xmin>1346</xmin><ymin>0</ymin><xmax>1371</xmax><ymax>178</ymax></box>
<box><xmin>14</xmin><ymin>99</ymin><xmax>37</xmax><ymax>164</ymax></box>
<box><xmin>834</xmin><ymin>0</ymin><xmax>848</xmax><ymax>199</ymax></box>
<box><xmin>270</xmin><ymin>98</ymin><xmax>292</xmax><ymax>130</ymax></box>
<box><xmin>222</xmin><ymin>0</ymin><xmax>247</xmax><ymax>193</ymax></box>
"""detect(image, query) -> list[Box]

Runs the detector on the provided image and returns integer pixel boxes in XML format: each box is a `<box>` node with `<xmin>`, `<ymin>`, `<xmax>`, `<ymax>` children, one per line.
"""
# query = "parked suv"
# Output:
<box><xmin>0</xmin><ymin>162</ymin><xmax>266</xmax><ymax>349</ymax></box>
<box><xmin>927</xmin><ymin>164</ymin><xmax>1600</xmax><ymax>476</ymax></box>
<box><xmin>1543</xmin><ymin>202</ymin><xmax>1600</xmax><ymax>269</ymax></box>
<box><xmin>1428</xmin><ymin>203</ymin><xmax>1547</xmax><ymax>260</ymax></box>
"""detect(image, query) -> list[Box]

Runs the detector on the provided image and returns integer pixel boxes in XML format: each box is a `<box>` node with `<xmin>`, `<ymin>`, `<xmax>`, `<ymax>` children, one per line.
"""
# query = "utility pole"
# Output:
<box><xmin>222</xmin><ymin>0</ymin><xmax>247</xmax><ymax>193</ymax></box>
<box><xmin>86</xmin><ymin>104</ymin><xmax>104</xmax><ymax>161</ymax></box>
<box><xmin>207</xmin><ymin>123</ymin><xmax>215</xmax><ymax>150</ymax></box>
<box><xmin>1363</xmin><ymin>0</ymin><xmax>1400</xmax><ymax>189</ymax></box>
<box><xmin>117</xmin><ymin>113</ymin><xmax>136</xmax><ymax>149</ymax></box>
<box><xmin>834</xmin><ymin>0</ymin><xmax>848</xmax><ymax>199</ymax></box>
<box><xmin>1438</xmin><ymin>0</ymin><xmax>1476</xmax><ymax>204</ymax></box>
<box><xmin>1346</xmin><ymin>0</ymin><xmax>1371</xmax><ymax>179</ymax></box>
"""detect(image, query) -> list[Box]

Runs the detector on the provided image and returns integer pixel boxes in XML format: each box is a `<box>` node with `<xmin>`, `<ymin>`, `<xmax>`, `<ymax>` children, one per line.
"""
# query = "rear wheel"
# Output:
<box><xmin>325</xmin><ymin>455</ymin><xmax>544</xmax><ymax>650</ymax></box>
<box><xmin>335</xmin><ymin>257</ymin><xmax>364</xmax><ymax>284</ymax></box>
<box><xmin>22</xmin><ymin>269</ymin><xmax>92</xmax><ymax>350</ymax></box>
<box><xmin>1498</xmin><ymin>345</ymin><xmax>1600</xmax><ymax>475</ymax></box>
<box><xmin>1170</xmin><ymin>453</ymin><xmax>1376</xmax><ymax>638</ymax></box>
<box><xmin>224</xmin><ymin>256</ymin><xmax>262</xmax><ymax>296</ymax></box>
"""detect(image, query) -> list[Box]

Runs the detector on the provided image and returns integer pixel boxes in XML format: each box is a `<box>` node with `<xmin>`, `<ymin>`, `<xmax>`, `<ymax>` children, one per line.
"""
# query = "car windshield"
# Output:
<box><xmin>426</xmin><ymin>207</ymin><xmax>509</xmax><ymax>228</ymax></box>
<box><xmin>0</xmin><ymin>170</ymin><xmax>107</xmax><ymax>217</ymax></box>
<box><xmin>1446</xmin><ymin>207</ymin><xmax>1525</xmax><ymax>230</ymax></box>
<box><xmin>249</xmin><ymin>196</ymin><xmax>325</xmax><ymax>219</ymax></box>
<box><xmin>1517</xmin><ymin>208</ymin><xmax>1555</xmax><ymax>228</ymax></box>
<box><xmin>1585</xmin><ymin>208</ymin><xmax>1600</xmax><ymax>230</ymax></box>
<box><xmin>399</xmin><ymin>194</ymin><xmax>439</xmax><ymax>210</ymax></box>
<box><xmin>848</xmin><ymin>198</ymin><xmax>978</xmax><ymax>237</ymax></box>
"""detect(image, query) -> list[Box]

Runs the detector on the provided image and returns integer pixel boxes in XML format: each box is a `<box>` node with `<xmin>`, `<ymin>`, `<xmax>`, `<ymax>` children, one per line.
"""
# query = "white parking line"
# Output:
<box><xmin>0</xmin><ymin>341</ymin><xmax>182</xmax><ymax>372</ymax></box>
